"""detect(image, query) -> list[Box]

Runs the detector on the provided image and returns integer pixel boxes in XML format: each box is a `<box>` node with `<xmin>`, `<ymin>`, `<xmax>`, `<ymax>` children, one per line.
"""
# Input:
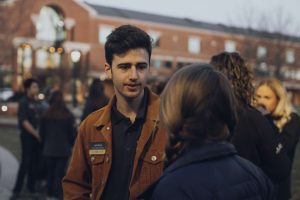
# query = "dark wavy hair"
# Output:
<box><xmin>105</xmin><ymin>24</ymin><xmax>152</xmax><ymax>66</ymax></box>
<box><xmin>210</xmin><ymin>52</ymin><xmax>254</xmax><ymax>108</ymax></box>
<box><xmin>43</xmin><ymin>90</ymin><xmax>72</xmax><ymax>119</ymax></box>
<box><xmin>160</xmin><ymin>64</ymin><xmax>237</xmax><ymax>166</ymax></box>
<box><xmin>81</xmin><ymin>78</ymin><xmax>108</xmax><ymax>121</ymax></box>
<box><xmin>23</xmin><ymin>78</ymin><xmax>38</xmax><ymax>90</ymax></box>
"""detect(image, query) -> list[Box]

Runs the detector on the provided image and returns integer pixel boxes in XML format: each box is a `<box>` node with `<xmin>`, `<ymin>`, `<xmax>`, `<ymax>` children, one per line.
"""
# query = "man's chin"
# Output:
<box><xmin>123</xmin><ymin>91</ymin><xmax>143</xmax><ymax>100</ymax></box>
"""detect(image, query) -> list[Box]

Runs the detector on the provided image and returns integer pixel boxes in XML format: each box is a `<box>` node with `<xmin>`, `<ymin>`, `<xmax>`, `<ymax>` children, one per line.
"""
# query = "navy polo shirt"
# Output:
<box><xmin>101</xmin><ymin>89</ymin><xmax>149</xmax><ymax>200</ymax></box>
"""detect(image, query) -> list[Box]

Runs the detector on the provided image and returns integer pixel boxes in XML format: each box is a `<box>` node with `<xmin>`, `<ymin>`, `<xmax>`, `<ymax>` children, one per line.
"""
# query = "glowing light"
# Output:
<box><xmin>57</xmin><ymin>47</ymin><xmax>63</xmax><ymax>53</ymax></box>
<box><xmin>1</xmin><ymin>105</ymin><xmax>8</xmax><ymax>112</ymax></box>
<box><xmin>38</xmin><ymin>93</ymin><xmax>45</xmax><ymax>100</ymax></box>
<box><xmin>71</xmin><ymin>50</ymin><xmax>81</xmax><ymax>63</ymax></box>
<box><xmin>49</xmin><ymin>47</ymin><xmax>55</xmax><ymax>53</ymax></box>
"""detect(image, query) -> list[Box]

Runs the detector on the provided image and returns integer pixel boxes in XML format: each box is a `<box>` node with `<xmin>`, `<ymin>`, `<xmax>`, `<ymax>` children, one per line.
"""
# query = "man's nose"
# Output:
<box><xmin>129</xmin><ymin>67</ymin><xmax>138</xmax><ymax>80</ymax></box>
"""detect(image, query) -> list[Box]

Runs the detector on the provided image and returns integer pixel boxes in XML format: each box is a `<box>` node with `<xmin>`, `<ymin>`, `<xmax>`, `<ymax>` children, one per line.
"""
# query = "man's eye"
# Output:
<box><xmin>119</xmin><ymin>65</ymin><xmax>130</xmax><ymax>69</ymax></box>
<box><xmin>137</xmin><ymin>64</ymin><xmax>148</xmax><ymax>70</ymax></box>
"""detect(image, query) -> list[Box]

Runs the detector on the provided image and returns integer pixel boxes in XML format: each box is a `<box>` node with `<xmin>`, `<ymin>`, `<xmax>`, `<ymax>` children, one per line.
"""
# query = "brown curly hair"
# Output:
<box><xmin>210</xmin><ymin>52</ymin><xmax>254</xmax><ymax>108</ymax></box>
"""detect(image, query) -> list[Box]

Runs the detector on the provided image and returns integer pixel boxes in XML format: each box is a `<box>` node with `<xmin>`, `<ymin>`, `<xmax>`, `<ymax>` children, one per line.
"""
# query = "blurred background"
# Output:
<box><xmin>1</xmin><ymin>0</ymin><xmax>300</xmax><ymax>199</ymax></box>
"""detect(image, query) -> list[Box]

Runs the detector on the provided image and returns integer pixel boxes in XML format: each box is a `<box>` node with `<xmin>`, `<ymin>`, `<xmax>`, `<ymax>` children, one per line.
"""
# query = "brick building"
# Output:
<box><xmin>1</xmin><ymin>0</ymin><xmax>300</xmax><ymax>103</ymax></box>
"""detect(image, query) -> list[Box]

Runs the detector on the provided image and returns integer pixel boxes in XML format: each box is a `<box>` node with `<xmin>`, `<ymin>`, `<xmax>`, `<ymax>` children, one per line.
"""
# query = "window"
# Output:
<box><xmin>176</xmin><ymin>62</ymin><xmax>191</xmax><ymax>69</ymax></box>
<box><xmin>151</xmin><ymin>59</ymin><xmax>172</xmax><ymax>69</ymax></box>
<box><xmin>148</xmin><ymin>31</ymin><xmax>161</xmax><ymax>48</ymax></box>
<box><xmin>17</xmin><ymin>45</ymin><xmax>32</xmax><ymax>72</ymax></box>
<box><xmin>188</xmin><ymin>36</ymin><xmax>201</xmax><ymax>54</ymax></box>
<box><xmin>99</xmin><ymin>25</ymin><xmax>113</xmax><ymax>44</ymax></box>
<box><xmin>164</xmin><ymin>61</ymin><xmax>172</xmax><ymax>69</ymax></box>
<box><xmin>257</xmin><ymin>46</ymin><xmax>267</xmax><ymax>59</ymax></box>
<box><xmin>152</xmin><ymin>59</ymin><xmax>161</xmax><ymax>69</ymax></box>
<box><xmin>224</xmin><ymin>41</ymin><xmax>236</xmax><ymax>52</ymax></box>
<box><xmin>36</xmin><ymin>6</ymin><xmax>66</xmax><ymax>42</ymax></box>
<box><xmin>286</xmin><ymin>49</ymin><xmax>295</xmax><ymax>64</ymax></box>
<box><xmin>35</xmin><ymin>48</ymin><xmax>61</xmax><ymax>69</ymax></box>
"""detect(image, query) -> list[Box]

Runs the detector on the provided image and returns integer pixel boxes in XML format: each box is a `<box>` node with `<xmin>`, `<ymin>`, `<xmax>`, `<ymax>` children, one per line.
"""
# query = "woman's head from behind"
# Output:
<box><xmin>44</xmin><ymin>90</ymin><xmax>71</xmax><ymax>119</ymax></box>
<box><xmin>255</xmin><ymin>78</ymin><xmax>292</xmax><ymax>117</ymax></box>
<box><xmin>49</xmin><ymin>90</ymin><xmax>64</xmax><ymax>108</ymax></box>
<box><xmin>210</xmin><ymin>52</ymin><xmax>254</xmax><ymax>107</ymax></box>
<box><xmin>89</xmin><ymin>78</ymin><xmax>105</xmax><ymax>99</ymax></box>
<box><xmin>160</xmin><ymin>64</ymin><xmax>237</xmax><ymax>152</ymax></box>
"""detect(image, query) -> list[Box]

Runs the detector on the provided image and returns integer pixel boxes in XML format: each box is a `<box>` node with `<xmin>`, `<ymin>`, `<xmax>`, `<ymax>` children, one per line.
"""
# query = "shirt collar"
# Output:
<box><xmin>111</xmin><ymin>89</ymin><xmax>149</xmax><ymax>125</ymax></box>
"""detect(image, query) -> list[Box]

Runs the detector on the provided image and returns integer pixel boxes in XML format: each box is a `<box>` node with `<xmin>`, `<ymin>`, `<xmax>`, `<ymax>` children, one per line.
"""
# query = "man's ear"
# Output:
<box><xmin>104</xmin><ymin>63</ymin><xmax>112</xmax><ymax>79</ymax></box>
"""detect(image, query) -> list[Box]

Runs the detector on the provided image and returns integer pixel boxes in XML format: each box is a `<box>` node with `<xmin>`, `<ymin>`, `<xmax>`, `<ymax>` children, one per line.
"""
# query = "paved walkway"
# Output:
<box><xmin>0</xmin><ymin>146</ymin><xmax>18</xmax><ymax>200</ymax></box>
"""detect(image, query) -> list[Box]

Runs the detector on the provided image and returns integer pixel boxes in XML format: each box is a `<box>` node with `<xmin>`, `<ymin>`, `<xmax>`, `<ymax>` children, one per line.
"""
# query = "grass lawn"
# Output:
<box><xmin>0</xmin><ymin>126</ymin><xmax>20</xmax><ymax>161</ymax></box>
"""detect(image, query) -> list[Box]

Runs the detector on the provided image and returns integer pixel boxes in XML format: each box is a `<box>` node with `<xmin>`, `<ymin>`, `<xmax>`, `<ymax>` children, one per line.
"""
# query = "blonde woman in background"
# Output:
<box><xmin>255</xmin><ymin>78</ymin><xmax>300</xmax><ymax>200</ymax></box>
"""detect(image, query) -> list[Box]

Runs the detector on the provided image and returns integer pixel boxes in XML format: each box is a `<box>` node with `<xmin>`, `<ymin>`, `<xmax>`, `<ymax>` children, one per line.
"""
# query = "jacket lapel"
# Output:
<box><xmin>93</xmin><ymin>98</ymin><xmax>114</xmax><ymax>144</ymax></box>
<box><xmin>131</xmin><ymin>91</ymin><xmax>160</xmax><ymax>182</ymax></box>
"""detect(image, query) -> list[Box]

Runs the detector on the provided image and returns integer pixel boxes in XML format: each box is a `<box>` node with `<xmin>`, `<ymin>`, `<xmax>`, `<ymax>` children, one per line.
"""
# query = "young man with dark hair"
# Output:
<box><xmin>63</xmin><ymin>25</ymin><xmax>167</xmax><ymax>200</ymax></box>
<box><xmin>11</xmin><ymin>78</ymin><xmax>40</xmax><ymax>199</ymax></box>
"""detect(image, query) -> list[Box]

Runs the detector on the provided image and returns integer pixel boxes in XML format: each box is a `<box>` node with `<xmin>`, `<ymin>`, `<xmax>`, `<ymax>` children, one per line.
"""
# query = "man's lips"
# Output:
<box><xmin>124</xmin><ymin>83</ymin><xmax>141</xmax><ymax>90</ymax></box>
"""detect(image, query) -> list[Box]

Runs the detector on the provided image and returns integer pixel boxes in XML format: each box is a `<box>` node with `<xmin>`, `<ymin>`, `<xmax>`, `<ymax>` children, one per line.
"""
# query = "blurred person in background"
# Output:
<box><xmin>141</xmin><ymin>64</ymin><xmax>275</xmax><ymax>199</ymax></box>
<box><xmin>255</xmin><ymin>78</ymin><xmax>300</xmax><ymax>200</ymax></box>
<box><xmin>81</xmin><ymin>78</ymin><xmax>108</xmax><ymax>121</ymax></box>
<box><xmin>210</xmin><ymin>52</ymin><xmax>291</xmax><ymax>194</ymax></box>
<box><xmin>103</xmin><ymin>78</ymin><xmax>115</xmax><ymax>100</ymax></box>
<box><xmin>40</xmin><ymin>90</ymin><xmax>76</xmax><ymax>200</ymax></box>
<box><xmin>11</xmin><ymin>78</ymin><xmax>41</xmax><ymax>200</ymax></box>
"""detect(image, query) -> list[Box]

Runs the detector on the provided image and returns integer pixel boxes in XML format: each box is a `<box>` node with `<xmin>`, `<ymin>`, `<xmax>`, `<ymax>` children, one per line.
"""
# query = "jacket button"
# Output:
<box><xmin>91</xmin><ymin>156</ymin><xmax>95</xmax><ymax>162</ymax></box>
<box><xmin>106</xmin><ymin>126</ymin><xmax>110</xmax><ymax>130</ymax></box>
<box><xmin>105</xmin><ymin>156</ymin><xmax>110</xmax><ymax>163</ymax></box>
<box><xmin>151</xmin><ymin>155</ymin><xmax>157</xmax><ymax>162</ymax></box>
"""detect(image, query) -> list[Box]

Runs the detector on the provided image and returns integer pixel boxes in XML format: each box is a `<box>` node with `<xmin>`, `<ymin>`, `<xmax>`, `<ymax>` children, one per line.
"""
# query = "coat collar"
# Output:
<box><xmin>165</xmin><ymin>142</ymin><xmax>237</xmax><ymax>173</ymax></box>
<box><xmin>93</xmin><ymin>88</ymin><xmax>160</xmax><ymax>128</ymax></box>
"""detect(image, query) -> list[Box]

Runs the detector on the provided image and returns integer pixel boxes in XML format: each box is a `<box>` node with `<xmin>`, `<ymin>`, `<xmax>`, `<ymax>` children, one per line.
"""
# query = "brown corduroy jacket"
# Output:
<box><xmin>62</xmin><ymin>91</ymin><xmax>167</xmax><ymax>200</ymax></box>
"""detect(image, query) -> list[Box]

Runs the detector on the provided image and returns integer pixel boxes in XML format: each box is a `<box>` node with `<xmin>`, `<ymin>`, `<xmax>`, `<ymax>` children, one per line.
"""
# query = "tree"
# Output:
<box><xmin>228</xmin><ymin>6</ymin><xmax>300</xmax><ymax>79</ymax></box>
<box><xmin>0</xmin><ymin>0</ymin><xmax>35</xmax><ymax>66</ymax></box>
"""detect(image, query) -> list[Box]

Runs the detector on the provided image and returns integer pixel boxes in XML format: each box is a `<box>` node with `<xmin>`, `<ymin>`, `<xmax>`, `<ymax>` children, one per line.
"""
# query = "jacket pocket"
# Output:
<box><xmin>90</xmin><ymin>155</ymin><xmax>106</xmax><ymax>199</ymax></box>
<box><xmin>139</xmin><ymin>151</ymin><xmax>164</xmax><ymax>191</ymax></box>
<box><xmin>142</xmin><ymin>151</ymin><xmax>164</xmax><ymax>165</ymax></box>
<box><xmin>90</xmin><ymin>155</ymin><xmax>105</xmax><ymax>165</ymax></box>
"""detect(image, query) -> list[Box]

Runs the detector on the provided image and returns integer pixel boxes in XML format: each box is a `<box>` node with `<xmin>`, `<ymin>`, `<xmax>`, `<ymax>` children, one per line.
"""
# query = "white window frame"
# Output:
<box><xmin>188</xmin><ymin>36</ymin><xmax>201</xmax><ymax>54</ymax></box>
<box><xmin>98</xmin><ymin>25</ymin><xmax>114</xmax><ymax>44</ymax></box>
<box><xmin>286</xmin><ymin>49</ymin><xmax>295</xmax><ymax>64</ymax></box>
<box><xmin>224</xmin><ymin>40</ymin><xmax>236</xmax><ymax>52</ymax></box>
<box><xmin>148</xmin><ymin>30</ymin><xmax>161</xmax><ymax>48</ymax></box>
<box><xmin>257</xmin><ymin>46</ymin><xmax>267</xmax><ymax>59</ymax></box>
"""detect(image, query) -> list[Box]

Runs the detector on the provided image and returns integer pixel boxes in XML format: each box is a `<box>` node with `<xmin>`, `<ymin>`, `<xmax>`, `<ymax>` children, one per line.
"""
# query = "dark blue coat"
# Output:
<box><xmin>142</xmin><ymin>142</ymin><xmax>275</xmax><ymax>200</ymax></box>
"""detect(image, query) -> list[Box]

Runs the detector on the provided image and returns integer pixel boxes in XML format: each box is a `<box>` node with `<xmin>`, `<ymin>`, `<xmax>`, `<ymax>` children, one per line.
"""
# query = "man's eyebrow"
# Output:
<box><xmin>137</xmin><ymin>62</ymin><xmax>148</xmax><ymax>65</ymax></box>
<box><xmin>117</xmin><ymin>63</ymin><xmax>131</xmax><ymax>66</ymax></box>
<box><xmin>116</xmin><ymin>62</ymin><xmax>148</xmax><ymax>66</ymax></box>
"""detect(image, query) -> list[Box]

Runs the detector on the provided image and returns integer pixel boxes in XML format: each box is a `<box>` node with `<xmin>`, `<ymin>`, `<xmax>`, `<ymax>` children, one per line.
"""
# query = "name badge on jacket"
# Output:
<box><xmin>89</xmin><ymin>142</ymin><xmax>106</xmax><ymax>155</ymax></box>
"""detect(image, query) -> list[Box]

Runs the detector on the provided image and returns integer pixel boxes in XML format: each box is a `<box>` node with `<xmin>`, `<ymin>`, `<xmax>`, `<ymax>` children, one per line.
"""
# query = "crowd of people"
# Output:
<box><xmin>9</xmin><ymin>24</ymin><xmax>300</xmax><ymax>200</ymax></box>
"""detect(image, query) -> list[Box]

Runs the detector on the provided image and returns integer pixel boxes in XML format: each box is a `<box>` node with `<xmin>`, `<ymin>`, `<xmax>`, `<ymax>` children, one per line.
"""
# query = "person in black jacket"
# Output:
<box><xmin>256</xmin><ymin>78</ymin><xmax>300</xmax><ymax>200</ymax></box>
<box><xmin>39</xmin><ymin>90</ymin><xmax>76</xmax><ymax>199</ymax></box>
<box><xmin>140</xmin><ymin>64</ymin><xmax>274</xmax><ymax>200</ymax></box>
<box><xmin>81</xmin><ymin>78</ymin><xmax>108</xmax><ymax>121</ymax></box>
<box><xmin>210</xmin><ymin>52</ymin><xmax>291</xmax><ymax>196</ymax></box>
<box><xmin>11</xmin><ymin>78</ymin><xmax>40</xmax><ymax>200</ymax></box>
